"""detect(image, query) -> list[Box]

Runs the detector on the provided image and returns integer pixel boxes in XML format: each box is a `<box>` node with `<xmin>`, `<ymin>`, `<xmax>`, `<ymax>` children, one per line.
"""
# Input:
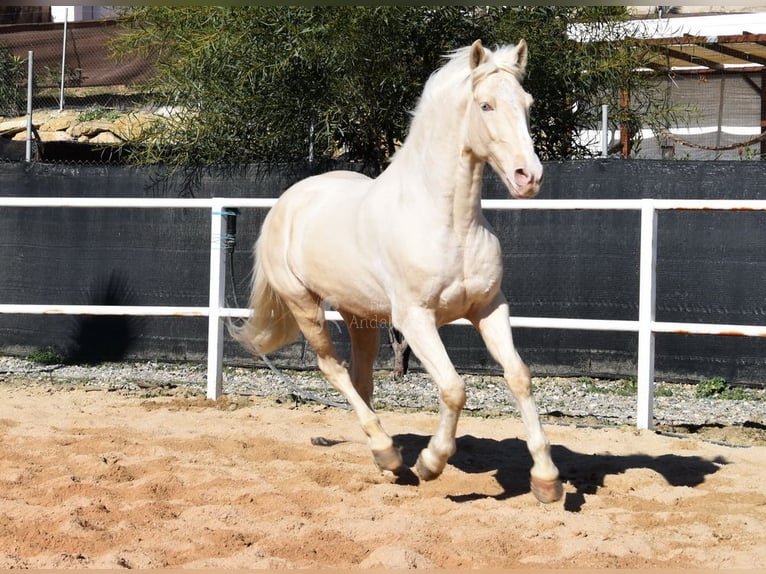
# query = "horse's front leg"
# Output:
<box><xmin>395</xmin><ymin>307</ymin><xmax>466</xmax><ymax>481</ymax></box>
<box><xmin>470</xmin><ymin>293</ymin><xmax>563</xmax><ymax>503</ymax></box>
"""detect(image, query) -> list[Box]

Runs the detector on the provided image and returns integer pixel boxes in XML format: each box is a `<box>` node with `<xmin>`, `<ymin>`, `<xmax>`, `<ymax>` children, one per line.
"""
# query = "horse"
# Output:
<box><xmin>231</xmin><ymin>40</ymin><xmax>563</xmax><ymax>503</ymax></box>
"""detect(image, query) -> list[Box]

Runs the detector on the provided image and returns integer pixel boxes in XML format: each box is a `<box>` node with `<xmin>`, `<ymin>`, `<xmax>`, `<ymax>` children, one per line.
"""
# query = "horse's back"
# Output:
<box><xmin>258</xmin><ymin>169</ymin><xmax>389</xmax><ymax>308</ymax></box>
<box><xmin>288</xmin><ymin>169</ymin><xmax>372</xmax><ymax>195</ymax></box>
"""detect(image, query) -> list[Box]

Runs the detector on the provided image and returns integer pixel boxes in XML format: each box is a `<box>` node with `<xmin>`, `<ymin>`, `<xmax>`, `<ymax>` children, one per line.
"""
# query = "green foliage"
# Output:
<box><xmin>695</xmin><ymin>377</ymin><xmax>751</xmax><ymax>400</ymax></box>
<box><xmin>39</xmin><ymin>64</ymin><xmax>82</xmax><ymax>88</ymax></box>
<box><xmin>580</xmin><ymin>376</ymin><xmax>637</xmax><ymax>396</ymax></box>
<box><xmin>654</xmin><ymin>383</ymin><xmax>674</xmax><ymax>397</ymax></box>
<box><xmin>78</xmin><ymin>108</ymin><xmax>122</xmax><ymax>122</ymax></box>
<box><xmin>25</xmin><ymin>347</ymin><xmax>63</xmax><ymax>365</ymax></box>
<box><xmin>111</xmin><ymin>6</ymin><xmax>693</xmax><ymax>183</ymax></box>
<box><xmin>0</xmin><ymin>44</ymin><xmax>25</xmax><ymax>115</ymax></box>
<box><xmin>113</xmin><ymin>6</ymin><xmax>491</xmax><ymax>176</ymax></box>
<box><xmin>494</xmin><ymin>6</ymin><xmax>696</xmax><ymax>158</ymax></box>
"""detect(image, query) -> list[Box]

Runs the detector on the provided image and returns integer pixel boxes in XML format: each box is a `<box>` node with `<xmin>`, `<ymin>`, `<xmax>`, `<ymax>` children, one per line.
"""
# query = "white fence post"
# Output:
<box><xmin>59</xmin><ymin>10</ymin><xmax>68</xmax><ymax>111</ymax></box>
<box><xmin>207</xmin><ymin>202</ymin><xmax>227</xmax><ymax>399</ymax></box>
<box><xmin>636</xmin><ymin>199</ymin><xmax>658</xmax><ymax>429</ymax></box>
<box><xmin>26</xmin><ymin>51</ymin><xmax>33</xmax><ymax>163</ymax></box>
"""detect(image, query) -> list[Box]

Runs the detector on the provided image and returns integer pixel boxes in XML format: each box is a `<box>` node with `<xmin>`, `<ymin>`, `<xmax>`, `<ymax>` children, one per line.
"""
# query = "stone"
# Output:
<box><xmin>89</xmin><ymin>131</ymin><xmax>123</xmax><ymax>145</ymax></box>
<box><xmin>0</xmin><ymin>117</ymin><xmax>30</xmax><ymax>137</ymax></box>
<box><xmin>39</xmin><ymin>111</ymin><xmax>79</xmax><ymax>132</ymax></box>
<box><xmin>110</xmin><ymin>112</ymin><xmax>155</xmax><ymax>140</ymax></box>
<box><xmin>36</xmin><ymin>131</ymin><xmax>75</xmax><ymax>142</ymax></box>
<box><xmin>0</xmin><ymin>110</ymin><xmax>65</xmax><ymax>136</ymax></box>
<box><xmin>69</xmin><ymin>119</ymin><xmax>118</xmax><ymax>138</ymax></box>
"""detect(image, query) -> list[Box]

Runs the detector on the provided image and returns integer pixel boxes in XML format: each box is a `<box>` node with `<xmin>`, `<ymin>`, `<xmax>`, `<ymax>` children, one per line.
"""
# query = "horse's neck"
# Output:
<box><xmin>452</xmin><ymin>157</ymin><xmax>485</xmax><ymax>235</ymax></box>
<box><xmin>383</xmin><ymin>115</ymin><xmax>485</xmax><ymax>238</ymax></box>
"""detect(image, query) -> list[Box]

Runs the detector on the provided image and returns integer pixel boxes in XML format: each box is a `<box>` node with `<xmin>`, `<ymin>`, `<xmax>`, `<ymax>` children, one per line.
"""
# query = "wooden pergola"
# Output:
<box><xmin>642</xmin><ymin>32</ymin><xmax>766</xmax><ymax>158</ymax></box>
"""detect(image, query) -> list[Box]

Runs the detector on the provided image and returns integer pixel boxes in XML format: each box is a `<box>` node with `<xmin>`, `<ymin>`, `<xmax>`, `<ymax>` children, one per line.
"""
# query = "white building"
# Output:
<box><xmin>50</xmin><ymin>6</ymin><xmax>117</xmax><ymax>23</ymax></box>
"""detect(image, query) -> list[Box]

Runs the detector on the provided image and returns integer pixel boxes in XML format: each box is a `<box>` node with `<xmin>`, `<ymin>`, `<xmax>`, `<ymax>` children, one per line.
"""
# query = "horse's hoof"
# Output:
<box><xmin>372</xmin><ymin>445</ymin><xmax>404</xmax><ymax>474</ymax></box>
<box><xmin>530</xmin><ymin>476</ymin><xmax>564</xmax><ymax>504</ymax></box>
<box><xmin>414</xmin><ymin>451</ymin><xmax>442</xmax><ymax>481</ymax></box>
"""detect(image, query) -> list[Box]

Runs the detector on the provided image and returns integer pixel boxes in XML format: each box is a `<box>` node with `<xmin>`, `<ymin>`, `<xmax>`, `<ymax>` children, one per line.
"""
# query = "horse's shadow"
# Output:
<box><xmin>392</xmin><ymin>433</ymin><xmax>728</xmax><ymax>512</ymax></box>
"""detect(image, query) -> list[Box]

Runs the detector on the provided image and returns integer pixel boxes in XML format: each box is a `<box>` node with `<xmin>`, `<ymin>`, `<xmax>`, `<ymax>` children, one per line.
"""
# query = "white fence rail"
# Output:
<box><xmin>2</xmin><ymin>196</ymin><xmax>765</xmax><ymax>429</ymax></box>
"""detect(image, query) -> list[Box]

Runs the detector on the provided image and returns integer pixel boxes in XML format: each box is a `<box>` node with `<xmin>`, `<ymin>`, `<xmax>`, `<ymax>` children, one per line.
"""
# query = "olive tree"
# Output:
<box><xmin>0</xmin><ymin>44</ymin><xmax>25</xmax><ymax>115</ymax></box>
<box><xmin>115</xmin><ymin>6</ymin><xmax>686</xmax><ymax>173</ymax></box>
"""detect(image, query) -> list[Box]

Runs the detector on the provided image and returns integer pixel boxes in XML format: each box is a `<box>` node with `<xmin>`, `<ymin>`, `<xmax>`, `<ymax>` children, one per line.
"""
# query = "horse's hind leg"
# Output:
<box><xmin>289</xmin><ymin>299</ymin><xmax>402</xmax><ymax>474</ymax></box>
<box><xmin>470</xmin><ymin>293</ymin><xmax>562</xmax><ymax>503</ymax></box>
<box><xmin>340</xmin><ymin>311</ymin><xmax>380</xmax><ymax>407</ymax></box>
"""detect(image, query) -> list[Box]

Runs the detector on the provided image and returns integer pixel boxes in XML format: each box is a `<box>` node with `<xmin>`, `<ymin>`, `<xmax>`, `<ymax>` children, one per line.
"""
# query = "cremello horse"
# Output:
<box><xmin>232</xmin><ymin>40</ymin><xmax>562</xmax><ymax>503</ymax></box>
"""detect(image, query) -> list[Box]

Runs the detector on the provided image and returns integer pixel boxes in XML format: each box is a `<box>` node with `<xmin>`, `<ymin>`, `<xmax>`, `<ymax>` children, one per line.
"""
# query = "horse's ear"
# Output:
<box><xmin>514</xmin><ymin>39</ymin><xmax>528</xmax><ymax>72</ymax></box>
<box><xmin>469</xmin><ymin>39</ymin><xmax>487</xmax><ymax>70</ymax></box>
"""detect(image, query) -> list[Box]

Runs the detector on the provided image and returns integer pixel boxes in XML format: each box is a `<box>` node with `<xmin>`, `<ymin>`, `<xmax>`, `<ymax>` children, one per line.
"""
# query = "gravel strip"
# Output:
<box><xmin>1</xmin><ymin>355</ymin><xmax>764</xmax><ymax>429</ymax></box>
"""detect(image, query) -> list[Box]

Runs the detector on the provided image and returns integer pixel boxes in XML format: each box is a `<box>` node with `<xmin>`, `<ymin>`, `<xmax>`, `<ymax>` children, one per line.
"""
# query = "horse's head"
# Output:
<box><xmin>465</xmin><ymin>40</ymin><xmax>542</xmax><ymax>199</ymax></box>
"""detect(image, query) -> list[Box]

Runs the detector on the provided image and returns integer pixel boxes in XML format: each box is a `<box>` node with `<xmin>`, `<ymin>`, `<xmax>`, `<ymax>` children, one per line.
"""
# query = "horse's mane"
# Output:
<box><xmin>416</xmin><ymin>43</ymin><xmax>525</xmax><ymax>113</ymax></box>
<box><xmin>402</xmin><ymin>42</ymin><xmax>526</xmax><ymax>152</ymax></box>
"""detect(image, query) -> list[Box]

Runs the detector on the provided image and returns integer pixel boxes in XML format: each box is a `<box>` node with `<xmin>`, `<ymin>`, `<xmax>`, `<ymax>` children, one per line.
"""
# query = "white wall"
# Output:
<box><xmin>50</xmin><ymin>6</ymin><xmax>117</xmax><ymax>23</ymax></box>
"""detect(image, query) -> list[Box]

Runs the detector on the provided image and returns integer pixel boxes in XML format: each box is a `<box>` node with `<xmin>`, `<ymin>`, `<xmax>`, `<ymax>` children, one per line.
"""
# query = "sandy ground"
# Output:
<box><xmin>0</xmin><ymin>384</ymin><xmax>764</xmax><ymax>570</ymax></box>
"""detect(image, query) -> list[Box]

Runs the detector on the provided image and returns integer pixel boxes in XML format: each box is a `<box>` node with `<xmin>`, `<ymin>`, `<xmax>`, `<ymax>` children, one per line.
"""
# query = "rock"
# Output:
<box><xmin>89</xmin><ymin>131</ymin><xmax>123</xmax><ymax>145</ymax></box>
<box><xmin>68</xmin><ymin>119</ymin><xmax>118</xmax><ymax>138</ymax></box>
<box><xmin>40</xmin><ymin>111</ymin><xmax>79</xmax><ymax>132</ymax></box>
<box><xmin>110</xmin><ymin>112</ymin><xmax>155</xmax><ymax>140</ymax></box>
<box><xmin>0</xmin><ymin>110</ymin><xmax>63</xmax><ymax>136</ymax></box>
<box><xmin>1</xmin><ymin>109</ymin><xmax>162</xmax><ymax>145</ymax></box>
<box><xmin>36</xmin><ymin>131</ymin><xmax>75</xmax><ymax>142</ymax></box>
<box><xmin>0</xmin><ymin>117</ymin><xmax>31</xmax><ymax>137</ymax></box>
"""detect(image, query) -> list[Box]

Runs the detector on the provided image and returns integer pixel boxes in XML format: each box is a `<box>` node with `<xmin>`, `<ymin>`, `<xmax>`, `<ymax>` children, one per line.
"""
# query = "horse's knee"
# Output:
<box><xmin>504</xmin><ymin>361</ymin><xmax>532</xmax><ymax>400</ymax></box>
<box><xmin>439</xmin><ymin>376</ymin><xmax>466</xmax><ymax>412</ymax></box>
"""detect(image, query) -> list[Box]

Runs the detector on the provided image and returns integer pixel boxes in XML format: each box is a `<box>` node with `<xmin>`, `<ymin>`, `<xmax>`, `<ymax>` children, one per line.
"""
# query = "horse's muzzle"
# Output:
<box><xmin>508</xmin><ymin>171</ymin><xmax>542</xmax><ymax>199</ymax></box>
<box><xmin>508</xmin><ymin>164</ymin><xmax>542</xmax><ymax>199</ymax></box>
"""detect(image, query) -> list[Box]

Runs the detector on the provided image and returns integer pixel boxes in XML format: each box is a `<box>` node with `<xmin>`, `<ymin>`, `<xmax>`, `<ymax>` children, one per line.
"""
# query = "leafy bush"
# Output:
<box><xmin>25</xmin><ymin>347</ymin><xmax>64</xmax><ymax>365</ymax></box>
<box><xmin>695</xmin><ymin>377</ymin><xmax>750</xmax><ymax>400</ymax></box>
<box><xmin>0</xmin><ymin>44</ymin><xmax>25</xmax><ymax>115</ymax></box>
<box><xmin>78</xmin><ymin>108</ymin><xmax>122</xmax><ymax>122</ymax></box>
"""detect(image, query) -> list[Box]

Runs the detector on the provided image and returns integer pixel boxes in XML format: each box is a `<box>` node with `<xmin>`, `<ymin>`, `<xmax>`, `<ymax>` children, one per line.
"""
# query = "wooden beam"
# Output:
<box><xmin>702</xmin><ymin>42</ymin><xmax>766</xmax><ymax>67</ymax></box>
<box><xmin>660</xmin><ymin>46</ymin><xmax>725</xmax><ymax>71</ymax></box>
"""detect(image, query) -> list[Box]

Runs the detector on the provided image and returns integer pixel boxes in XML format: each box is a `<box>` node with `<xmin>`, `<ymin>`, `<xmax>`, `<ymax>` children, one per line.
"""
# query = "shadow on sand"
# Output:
<box><xmin>390</xmin><ymin>432</ymin><xmax>728</xmax><ymax>512</ymax></box>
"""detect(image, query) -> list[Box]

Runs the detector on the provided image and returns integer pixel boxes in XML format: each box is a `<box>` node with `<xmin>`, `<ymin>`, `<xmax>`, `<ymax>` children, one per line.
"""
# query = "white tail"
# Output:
<box><xmin>228</xmin><ymin>239</ymin><xmax>300</xmax><ymax>356</ymax></box>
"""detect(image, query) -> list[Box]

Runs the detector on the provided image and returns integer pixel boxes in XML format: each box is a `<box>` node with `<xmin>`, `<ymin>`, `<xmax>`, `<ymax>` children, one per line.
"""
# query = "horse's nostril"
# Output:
<box><xmin>514</xmin><ymin>168</ymin><xmax>532</xmax><ymax>186</ymax></box>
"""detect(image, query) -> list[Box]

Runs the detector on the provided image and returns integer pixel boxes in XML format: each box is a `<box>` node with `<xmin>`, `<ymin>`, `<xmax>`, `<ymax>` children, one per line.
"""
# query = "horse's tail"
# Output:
<box><xmin>228</xmin><ymin>239</ymin><xmax>300</xmax><ymax>356</ymax></box>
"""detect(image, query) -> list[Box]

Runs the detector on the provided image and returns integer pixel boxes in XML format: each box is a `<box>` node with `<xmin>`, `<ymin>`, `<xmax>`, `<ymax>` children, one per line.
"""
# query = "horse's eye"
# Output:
<box><xmin>480</xmin><ymin>102</ymin><xmax>494</xmax><ymax>112</ymax></box>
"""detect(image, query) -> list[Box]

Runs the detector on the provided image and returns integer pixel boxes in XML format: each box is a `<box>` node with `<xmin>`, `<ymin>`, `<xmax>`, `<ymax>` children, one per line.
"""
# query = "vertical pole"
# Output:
<box><xmin>601</xmin><ymin>104</ymin><xmax>609</xmax><ymax>157</ymax></box>
<box><xmin>207</xmin><ymin>203</ymin><xmax>226</xmax><ymax>399</ymax></box>
<box><xmin>715</xmin><ymin>73</ymin><xmax>726</xmax><ymax>154</ymax></box>
<box><xmin>636</xmin><ymin>199</ymin><xmax>658</xmax><ymax>429</ymax></box>
<box><xmin>26</xmin><ymin>51</ymin><xmax>33</xmax><ymax>163</ymax></box>
<box><xmin>59</xmin><ymin>8</ymin><xmax>68</xmax><ymax>111</ymax></box>
<box><xmin>619</xmin><ymin>87</ymin><xmax>630</xmax><ymax>158</ymax></box>
<box><xmin>760</xmin><ymin>69</ymin><xmax>766</xmax><ymax>159</ymax></box>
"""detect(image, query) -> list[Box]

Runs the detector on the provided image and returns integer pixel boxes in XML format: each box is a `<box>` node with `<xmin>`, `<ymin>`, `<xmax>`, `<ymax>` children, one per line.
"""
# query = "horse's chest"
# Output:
<box><xmin>432</xmin><ymin>239</ymin><xmax>503</xmax><ymax>314</ymax></box>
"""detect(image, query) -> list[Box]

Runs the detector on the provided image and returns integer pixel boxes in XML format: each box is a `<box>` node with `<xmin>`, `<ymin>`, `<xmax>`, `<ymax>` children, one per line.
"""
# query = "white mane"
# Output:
<box><xmin>402</xmin><ymin>42</ymin><xmax>527</xmax><ymax>155</ymax></box>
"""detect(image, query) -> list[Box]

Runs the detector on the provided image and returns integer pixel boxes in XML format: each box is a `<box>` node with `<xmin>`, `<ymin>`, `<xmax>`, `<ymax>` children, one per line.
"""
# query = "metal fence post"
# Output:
<box><xmin>207</xmin><ymin>203</ymin><xmax>227</xmax><ymax>399</ymax></box>
<box><xmin>59</xmin><ymin>9</ymin><xmax>68</xmax><ymax>111</ymax></box>
<box><xmin>26</xmin><ymin>51</ymin><xmax>33</xmax><ymax>163</ymax></box>
<box><xmin>636</xmin><ymin>199</ymin><xmax>658</xmax><ymax>429</ymax></box>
